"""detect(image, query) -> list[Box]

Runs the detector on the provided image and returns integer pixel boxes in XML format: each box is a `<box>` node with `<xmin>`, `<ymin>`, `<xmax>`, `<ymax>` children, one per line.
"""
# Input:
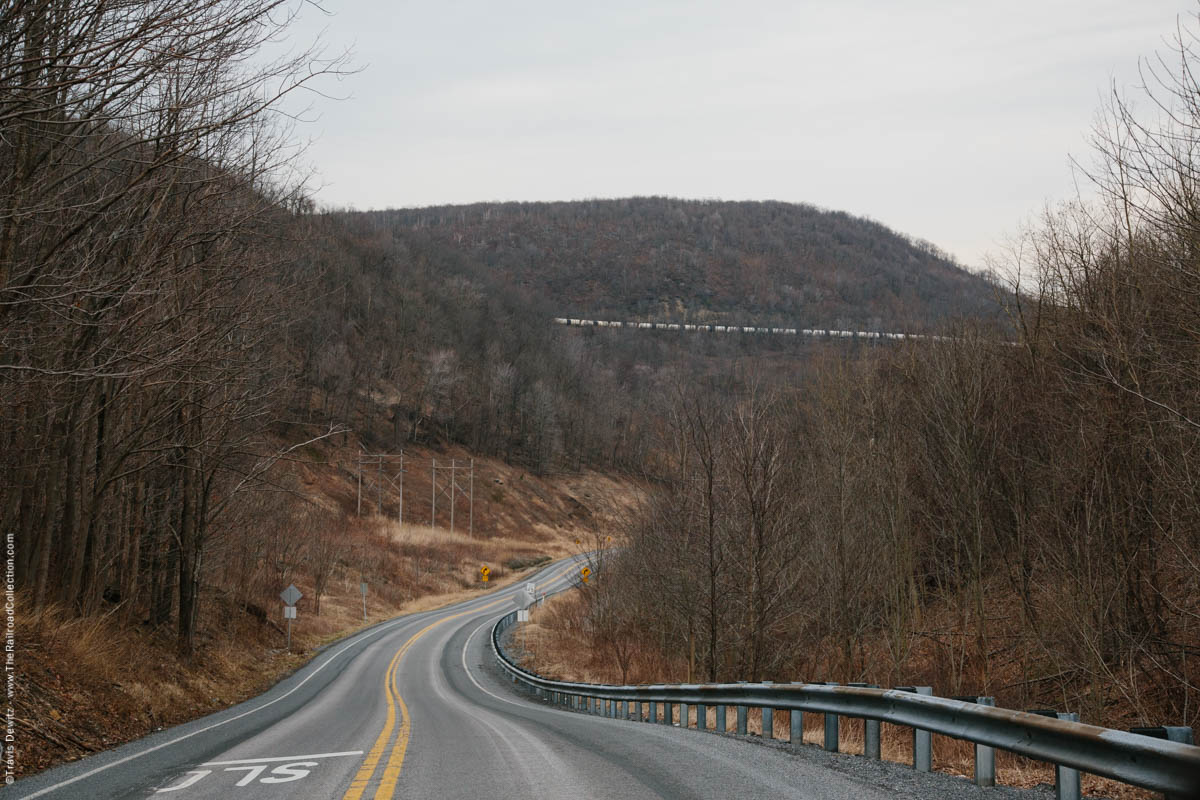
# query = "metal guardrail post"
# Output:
<box><xmin>1165</xmin><ymin>727</ymin><xmax>1194</xmax><ymax>745</ymax></box>
<box><xmin>697</xmin><ymin>703</ymin><xmax>707</xmax><ymax>731</ymax></box>
<box><xmin>681</xmin><ymin>702</ymin><xmax>691</xmax><ymax>729</ymax></box>
<box><xmin>762</xmin><ymin>681</ymin><xmax>773</xmax><ymax>739</ymax></box>
<box><xmin>1055</xmin><ymin>712</ymin><xmax>1081</xmax><ymax>800</ymax></box>
<box><xmin>662</xmin><ymin>701</ymin><xmax>673</xmax><ymax>726</ymax></box>
<box><xmin>649</xmin><ymin>701</ymin><xmax>657</xmax><ymax>723</ymax></box>
<box><xmin>716</xmin><ymin>704</ymin><xmax>727</xmax><ymax>733</ymax></box>
<box><xmin>849</xmin><ymin>682</ymin><xmax>880</xmax><ymax>758</ymax></box>
<box><xmin>975</xmin><ymin>697</ymin><xmax>995</xmax><ymax>786</ymax></box>
<box><xmin>736</xmin><ymin>681</ymin><xmax>749</xmax><ymax>735</ymax></box>
<box><xmin>864</xmin><ymin>715</ymin><xmax>881</xmax><ymax>760</ymax></box>
<box><xmin>896</xmin><ymin>686</ymin><xmax>933</xmax><ymax>770</ymax></box>
<box><xmin>1131</xmin><ymin>727</ymin><xmax>1195</xmax><ymax>800</ymax></box>
<box><xmin>490</xmin><ymin>613</ymin><xmax>1200</xmax><ymax>797</ymax></box>
<box><xmin>823</xmin><ymin>682</ymin><xmax>840</xmax><ymax>752</ymax></box>
<box><xmin>791</xmin><ymin>708</ymin><xmax>803</xmax><ymax>748</ymax></box>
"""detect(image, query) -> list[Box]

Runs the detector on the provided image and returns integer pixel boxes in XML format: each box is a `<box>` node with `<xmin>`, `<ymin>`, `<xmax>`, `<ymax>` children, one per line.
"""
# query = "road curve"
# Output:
<box><xmin>12</xmin><ymin>557</ymin><xmax>1027</xmax><ymax>799</ymax></box>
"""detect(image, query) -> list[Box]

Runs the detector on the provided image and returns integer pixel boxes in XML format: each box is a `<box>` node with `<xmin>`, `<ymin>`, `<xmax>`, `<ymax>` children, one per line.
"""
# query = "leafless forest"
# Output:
<box><xmin>0</xmin><ymin>0</ymin><xmax>346</xmax><ymax>652</ymax></box>
<box><xmin>5</xmin><ymin>0</ymin><xmax>1197</xmax><ymax>739</ymax></box>
<box><xmin>565</xmin><ymin>27</ymin><xmax>1200</xmax><ymax>731</ymax></box>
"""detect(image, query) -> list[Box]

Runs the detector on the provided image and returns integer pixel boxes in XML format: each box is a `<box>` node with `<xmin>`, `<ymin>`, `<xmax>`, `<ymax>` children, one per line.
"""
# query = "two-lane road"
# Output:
<box><xmin>12</xmin><ymin>558</ymin><xmax>1022</xmax><ymax>799</ymax></box>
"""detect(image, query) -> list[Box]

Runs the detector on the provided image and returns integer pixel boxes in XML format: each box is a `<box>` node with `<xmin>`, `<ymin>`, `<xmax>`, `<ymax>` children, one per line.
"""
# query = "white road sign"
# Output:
<box><xmin>515</xmin><ymin>583</ymin><xmax>537</xmax><ymax>610</ymax></box>
<box><xmin>280</xmin><ymin>584</ymin><xmax>302</xmax><ymax>606</ymax></box>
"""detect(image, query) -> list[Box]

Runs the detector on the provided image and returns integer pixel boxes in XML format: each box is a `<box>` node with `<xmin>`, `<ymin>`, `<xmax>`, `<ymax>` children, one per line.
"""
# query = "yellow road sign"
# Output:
<box><xmin>580</xmin><ymin>566</ymin><xmax>591</xmax><ymax>583</ymax></box>
<box><xmin>480</xmin><ymin>564</ymin><xmax>490</xmax><ymax>583</ymax></box>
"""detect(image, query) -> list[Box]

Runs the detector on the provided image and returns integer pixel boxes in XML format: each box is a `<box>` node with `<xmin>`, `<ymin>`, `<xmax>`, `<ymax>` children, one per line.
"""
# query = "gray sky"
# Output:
<box><xmin>281</xmin><ymin>0</ymin><xmax>1195</xmax><ymax>272</ymax></box>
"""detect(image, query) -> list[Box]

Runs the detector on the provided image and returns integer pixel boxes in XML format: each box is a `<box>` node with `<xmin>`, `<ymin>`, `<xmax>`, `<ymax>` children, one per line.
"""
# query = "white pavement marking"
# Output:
<box><xmin>461</xmin><ymin>618</ymin><xmax>526</xmax><ymax>708</ymax></box>
<box><xmin>431</xmin><ymin>615</ymin><xmax>591</xmax><ymax>798</ymax></box>
<box><xmin>200</xmin><ymin>751</ymin><xmax>363</xmax><ymax>766</ymax></box>
<box><xmin>18</xmin><ymin>561</ymin><xmax>571</xmax><ymax>799</ymax></box>
<box><xmin>458</xmin><ymin>567</ymin><xmax>576</xmax><ymax>707</ymax></box>
<box><xmin>17</xmin><ymin>592</ymin><xmax>518</xmax><ymax>800</ymax></box>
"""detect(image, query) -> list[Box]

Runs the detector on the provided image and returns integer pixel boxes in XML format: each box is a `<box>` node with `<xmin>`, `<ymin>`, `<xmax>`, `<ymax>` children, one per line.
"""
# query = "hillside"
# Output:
<box><xmin>364</xmin><ymin>197</ymin><xmax>1000</xmax><ymax>329</ymax></box>
<box><xmin>298</xmin><ymin>200</ymin><xmax>1004</xmax><ymax>479</ymax></box>
<box><xmin>14</xmin><ymin>436</ymin><xmax>635</xmax><ymax>777</ymax></box>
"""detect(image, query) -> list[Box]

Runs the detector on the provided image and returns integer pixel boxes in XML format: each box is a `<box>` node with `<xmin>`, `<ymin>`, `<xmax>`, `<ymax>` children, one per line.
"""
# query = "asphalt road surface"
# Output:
<box><xmin>11</xmin><ymin>558</ymin><xmax>1040</xmax><ymax>800</ymax></box>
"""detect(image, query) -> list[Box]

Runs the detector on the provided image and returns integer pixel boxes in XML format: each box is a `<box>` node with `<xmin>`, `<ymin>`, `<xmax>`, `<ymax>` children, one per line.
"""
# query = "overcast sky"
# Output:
<box><xmin>279</xmin><ymin>0</ymin><xmax>1196</xmax><ymax>272</ymax></box>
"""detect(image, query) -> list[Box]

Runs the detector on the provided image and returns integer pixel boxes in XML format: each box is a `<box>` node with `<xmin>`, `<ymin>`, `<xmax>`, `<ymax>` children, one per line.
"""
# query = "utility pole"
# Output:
<box><xmin>431</xmin><ymin>458</ymin><xmax>436</xmax><ymax>529</ymax></box>
<box><xmin>398</xmin><ymin>452</ymin><xmax>404</xmax><ymax>525</ymax></box>
<box><xmin>356</xmin><ymin>452</ymin><xmax>362</xmax><ymax>516</ymax></box>
<box><xmin>449</xmin><ymin>459</ymin><xmax>456</xmax><ymax>533</ymax></box>
<box><xmin>469</xmin><ymin>457</ymin><xmax>474</xmax><ymax>536</ymax></box>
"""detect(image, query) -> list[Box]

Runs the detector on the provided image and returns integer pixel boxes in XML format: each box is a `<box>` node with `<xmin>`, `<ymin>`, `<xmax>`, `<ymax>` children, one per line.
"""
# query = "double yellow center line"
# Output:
<box><xmin>341</xmin><ymin>564</ymin><xmax>576</xmax><ymax>800</ymax></box>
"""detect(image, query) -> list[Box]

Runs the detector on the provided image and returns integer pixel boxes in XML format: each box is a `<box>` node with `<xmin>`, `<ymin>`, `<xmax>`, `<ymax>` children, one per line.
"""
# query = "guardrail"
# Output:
<box><xmin>491</xmin><ymin>611</ymin><xmax>1200</xmax><ymax>799</ymax></box>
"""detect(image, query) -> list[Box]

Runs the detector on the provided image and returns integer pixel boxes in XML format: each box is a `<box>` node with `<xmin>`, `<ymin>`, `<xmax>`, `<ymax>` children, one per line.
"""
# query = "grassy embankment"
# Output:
<box><xmin>15</xmin><ymin>441</ymin><xmax>634</xmax><ymax>778</ymax></box>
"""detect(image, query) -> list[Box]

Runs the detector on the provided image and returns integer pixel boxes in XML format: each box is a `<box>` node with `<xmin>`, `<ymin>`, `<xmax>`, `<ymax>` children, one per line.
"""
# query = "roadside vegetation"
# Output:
<box><xmin>8</xmin><ymin>0</ymin><xmax>1195</xmax><ymax>793</ymax></box>
<box><xmin>517</xmin><ymin>14</ymin><xmax>1200</xmax><ymax>798</ymax></box>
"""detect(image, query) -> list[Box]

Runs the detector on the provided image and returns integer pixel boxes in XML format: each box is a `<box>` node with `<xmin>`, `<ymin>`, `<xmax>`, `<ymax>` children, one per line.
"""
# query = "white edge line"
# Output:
<box><xmin>462</xmin><ymin>617</ymin><xmax>526</xmax><ymax>708</ymax></box>
<box><xmin>201</xmin><ymin>750</ymin><xmax>362</xmax><ymax>766</ymax></box>
<box><xmin>20</xmin><ymin>563</ymin><xmax>567</xmax><ymax>799</ymax></box>
<box><xmin>460</xmin><ymin>571</ymin><xmax>574</xmax><ymax>707</ymax></box>
<box><xmin>17</xmin><ymin>599</ymin><xmax>481</xmax><ymax>798</ymax></box>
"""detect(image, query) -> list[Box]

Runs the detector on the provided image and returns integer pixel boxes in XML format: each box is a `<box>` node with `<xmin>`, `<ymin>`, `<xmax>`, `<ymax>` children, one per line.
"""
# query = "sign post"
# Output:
<box><xmin>360</xmin><ymin>581</ymin><xmax>368</xmax><ymax>621</ymax></box>
<box><xmin>280</xmin><ymin>583</ymin><xmax>303</xmax><ymax>652</ymax></box>
<box><xmin>515</xmin><ymin>583</ymin><xmax>536</xmax><ymax>650</ymax></box>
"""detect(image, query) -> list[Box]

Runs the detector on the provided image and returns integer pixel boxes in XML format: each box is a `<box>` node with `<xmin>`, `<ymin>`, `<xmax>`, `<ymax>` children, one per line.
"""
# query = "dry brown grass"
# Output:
<box><xmin>517</xmin><ymin>591</ymin><xmax>1158</xmax><ymax>799</ymax></box>
<box><xmin>17</xmin><ymin>444</ymin><xmax>639</xmax><ymax>779</ymax></box>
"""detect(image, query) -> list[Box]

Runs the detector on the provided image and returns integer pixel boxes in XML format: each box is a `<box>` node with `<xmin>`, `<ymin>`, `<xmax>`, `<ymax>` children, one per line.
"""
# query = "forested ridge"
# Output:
<box><xmin>0</xmin><ymin>1</ymin><xmax>1000</xmax><ymax>665</ymax></box>
<box><xmin>12</xmin><ymin>3</ymin><xmax>1200</xmax><ymax>790</ymax></box>
<box><xmin>360</xmin><ymin>198</ymin><xmax>999</xmax><ymax>328</ymax></box>
<box><xmin>525</xmin><ymin>19</ymin><xmax>1200</xmax><ymax>745</ymax></box>
<box><xmin>299</xmin><ymin>200</ymin><xmax>1002</xmax><ymax>477</ymax></box>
